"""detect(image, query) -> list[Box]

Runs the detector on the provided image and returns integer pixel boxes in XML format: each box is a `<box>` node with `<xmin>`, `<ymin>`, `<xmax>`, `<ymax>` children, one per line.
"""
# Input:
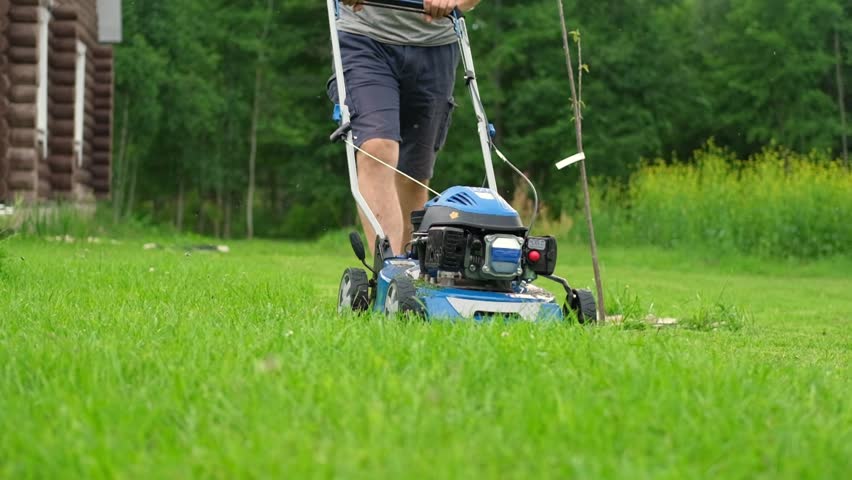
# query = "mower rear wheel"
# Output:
<box><xmin>338</xmin><ymin>268</ymin><xmax>370</xmax><ymax>314</ymax></box>
<box><xmin>384</xmin><ymin>276</ymin><xmax>425</xmax><ymax>317</ymax></box>
<box><xmin>571</xmin><ymin>289</ymin><xmax>598</xmax><ymax>324</ymax></box>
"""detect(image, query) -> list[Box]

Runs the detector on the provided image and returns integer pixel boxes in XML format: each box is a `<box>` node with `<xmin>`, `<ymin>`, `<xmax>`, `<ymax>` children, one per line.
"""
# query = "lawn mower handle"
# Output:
<box><xmin>361</xmin><ymin>0</ymin><xmax>423</xmax><ymax>11</ymax></box>
<box><xmin>359</xmin><ymin>0</ymin><xmax>463</xmax><ymax>18</ymax></box>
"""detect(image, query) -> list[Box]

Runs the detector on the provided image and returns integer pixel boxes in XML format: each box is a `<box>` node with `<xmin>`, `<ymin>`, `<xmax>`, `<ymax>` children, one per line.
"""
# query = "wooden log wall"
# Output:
<box><xmin>0</xmin><ymin>0</ymin><xmax>114</xmax><ymax>202</ymax></box>
<box><xmin>47</xmin><ymin>3</ymin><xmax>78</xmax><ymax>198</ymax></box>
<box><xmin>0</xmin><ymin>0</ymin><xmax>10</xmax><ymax>201</ymax></box>
<box><xmin>5</xmin><ymin>0</ymin><xmax>42</xmax><ymax>201</ymax></box>
<box><xmin>55</xmin><ymin>0</ymin><xmax>112</xmax><ymax>199</ymax></box>
<box><xmin>91</xmin><ymin>44</ymin><xmax>111</xmax><ymax>197</ymax></box>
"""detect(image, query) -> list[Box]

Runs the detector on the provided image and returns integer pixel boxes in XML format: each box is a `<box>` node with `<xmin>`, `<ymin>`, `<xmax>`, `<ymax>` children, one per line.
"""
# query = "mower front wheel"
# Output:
<box><xmin>570</xmin><ymin>289</ymin><xmax>598</xmax><ymax>324</ymax></box>
<box><xmin>338</xmin><ymin>268</ymin><xmax>370</xmax><ymax>314</ymax></box>
<box><xmin>384</xmin><ymin>276</ymin><xmax>425</xmax><ymax>318</ymax></box>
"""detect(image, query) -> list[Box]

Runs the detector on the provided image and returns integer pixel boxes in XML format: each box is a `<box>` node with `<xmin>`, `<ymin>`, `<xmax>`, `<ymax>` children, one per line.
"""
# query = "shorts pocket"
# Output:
<box><xmin>326</xmin><ymin>74</ymin><xmax>338</xmax><ymax>103</ymax></box>
<box><xmin>434</xmin><ymin>96</ymin><xmax>457</xmax><ymax>151</ymax></box>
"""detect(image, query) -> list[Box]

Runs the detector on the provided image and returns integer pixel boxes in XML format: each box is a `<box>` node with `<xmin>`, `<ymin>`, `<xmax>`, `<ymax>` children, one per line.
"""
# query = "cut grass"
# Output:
<box><xmin>0</xmin><ymin>235</ymin><xmax>849</xmax><ymax>479</ymax></box>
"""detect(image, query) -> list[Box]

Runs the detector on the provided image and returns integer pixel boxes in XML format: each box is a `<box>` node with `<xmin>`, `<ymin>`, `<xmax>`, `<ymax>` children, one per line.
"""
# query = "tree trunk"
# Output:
<box><xmin>176</xmin><ymin>178</ymin><xmax>185</xmax><ymax>232</ymax></box>
<box><xmin>224</xmin><ymin>191</ymin><xmax>232</xmax><ymax>239</ymax></box>
<box><xmin>246</xmin><ymin>0</ymin><xmax>274</xmax><ymax>240</ymax></box>
<box><xmin>125</xmin><ymin>152</ymin><xmax>138</xmax><ymax>218</ymax></box>
<box><xmin>196</xmin><ymin>193</ymin><xmax>205</xmax><ymax>234</ymax></box>
<box><xmin>269</xmin><ymin>168</ymin><xmax>280</xmax><ymax>218</ymax></box>
<box><xmin>557</xmin><ymin>0</ymin><xmax>606</xmax><ymax>322</ymax></box>
<box><xmin>247</xmin><ymin>65</ymin><xmax>260</xmax><ymax>240</ymax></box>
<box><xmin>835</xmin><ymin>29</ymin><xmax>849</xmax><ymax>168</ymax></box>
<box><xmin>113</xmin><ymin>98</ymin><xmax>130</xmax><ymax>224</ymax></box>
<box><xmin>215</xmin><ymin>180</ymin><xmax>223</xmax><ymax>238</ymax></box>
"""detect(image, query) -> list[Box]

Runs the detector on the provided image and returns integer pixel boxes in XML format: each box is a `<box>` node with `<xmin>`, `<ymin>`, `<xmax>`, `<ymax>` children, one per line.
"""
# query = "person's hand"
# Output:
<box><xmin>341</xmin><ymin>0</ymin><xmax>364</xmax><ymax>12</ymax></box>
<box><xmin>423</xmin><ymin>0</ymin><xmax>458</xmax><ymax>22</ymax></box>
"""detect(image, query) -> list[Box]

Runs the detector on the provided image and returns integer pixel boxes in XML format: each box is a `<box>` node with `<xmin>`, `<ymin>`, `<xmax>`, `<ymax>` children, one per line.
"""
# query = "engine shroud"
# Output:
<box><xmin>416</xmin><ymin>186</ymin><xmax>526</xmax><ymax>234</ymax></box>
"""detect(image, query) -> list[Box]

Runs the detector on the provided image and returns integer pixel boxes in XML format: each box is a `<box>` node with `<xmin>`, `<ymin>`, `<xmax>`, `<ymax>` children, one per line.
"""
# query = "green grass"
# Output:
<box><xmin>1</xmin><ymin>234</ymin><xmax>850</xmax><ymax>479</ymax></box>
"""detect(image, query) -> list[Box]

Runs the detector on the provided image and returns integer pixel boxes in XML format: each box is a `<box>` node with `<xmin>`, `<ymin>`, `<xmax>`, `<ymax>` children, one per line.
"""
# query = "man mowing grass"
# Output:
<box><xmin>329</xmin><ymin>0</ymin><xmax>482</xmax><ymax>254</ymax></box>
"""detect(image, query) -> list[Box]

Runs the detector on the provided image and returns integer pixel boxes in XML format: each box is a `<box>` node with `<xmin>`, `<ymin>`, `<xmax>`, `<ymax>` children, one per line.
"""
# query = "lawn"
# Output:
<box><xmin>0</xmin><ymin>235</ymin><xmax>849</xmax><ymax>479</ymax></box>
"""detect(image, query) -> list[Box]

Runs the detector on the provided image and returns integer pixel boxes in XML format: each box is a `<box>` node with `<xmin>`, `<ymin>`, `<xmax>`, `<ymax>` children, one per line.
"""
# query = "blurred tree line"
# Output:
<box><xmin>112</xmin><ymin>0</ymin><xmax>851</xmax><ymax>239</ymax></box>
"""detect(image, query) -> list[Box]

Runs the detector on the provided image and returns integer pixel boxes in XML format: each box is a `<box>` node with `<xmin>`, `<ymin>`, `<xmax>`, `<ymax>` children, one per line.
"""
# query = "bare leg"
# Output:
<box><xmin>396</xmin><ymin>176</ymin><xmax>430</xmax><ymax>252</ymax></box>
<box><xmin>357</xmin><ymin>138</ymin><xmax>404</xmax><ymax>255</ymax></box>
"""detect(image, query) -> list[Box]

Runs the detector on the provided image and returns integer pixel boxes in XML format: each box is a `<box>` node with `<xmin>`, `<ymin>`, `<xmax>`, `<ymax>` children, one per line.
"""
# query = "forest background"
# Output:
<box><xmin>110</xmin><ymin>0</ymin><xmax>851</xmax><ymax>242</ymax></box>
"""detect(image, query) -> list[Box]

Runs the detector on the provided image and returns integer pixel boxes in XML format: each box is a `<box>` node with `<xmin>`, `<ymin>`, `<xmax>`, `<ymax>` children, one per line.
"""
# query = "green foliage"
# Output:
<box><xmin>701</xmin><ymin>0</ymin><xmax>846</xmax><ymax>153</ymax></box>
<box><xmin>110</xmin><ymin>0</ymin><xmax>852</xmax><ymax>238</ymax></box>
<box><xmin>577</xmin><ymin>146</ymin><xmax>851</xmax><ymax>259</ymax></box>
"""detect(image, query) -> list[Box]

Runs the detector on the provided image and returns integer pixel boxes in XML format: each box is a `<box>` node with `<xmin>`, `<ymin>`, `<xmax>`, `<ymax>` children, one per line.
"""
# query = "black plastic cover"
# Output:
<box><xmin>525</xmin><ymin>236</ymin><xmax>558</xmax><ymax>276</ymax></box>
<box><xmin>410</xmin><ymin>209</ymin><xmax>426</xmax><ymax>232</ymax></box>
<box><xmin>424</xmin><ymin>227</ymin><xmax>467</xmax><ymax>272</ymax></box>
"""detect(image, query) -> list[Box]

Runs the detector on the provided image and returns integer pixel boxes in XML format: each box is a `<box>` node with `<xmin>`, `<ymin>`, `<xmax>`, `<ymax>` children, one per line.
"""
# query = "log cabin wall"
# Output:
<box><xmin>0</xmin><ymin>0</ymin><xmax>9</xmax><ymax>201</ymax></box>
<box><xmin>48</xmin><ymin>3</ymin><xmax>77</xmax><ymax>197</ymax></box>
<box><xmin>1</xmin><ymin>0</ymin><xmax>116</xmax><ymax>203</ymax></box>
<box><xmin>5</xmin><ymin>0</ymin><xmax>43</xmax><ymax>201</ymax></box>
<box><xmin>90</xmin><ymin>42</ymin><xmax>111</xmax><ymax>197</ymax></box>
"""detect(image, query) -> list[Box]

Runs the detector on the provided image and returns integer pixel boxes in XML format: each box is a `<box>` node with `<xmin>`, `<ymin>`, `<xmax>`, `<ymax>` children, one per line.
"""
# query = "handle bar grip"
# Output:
<box><xmin>358</xmin><ymin>0</ymin><xmax>463</xmax><ymax>18</ymax></box>
<box><xmin>361</xmin><ymin>0</ymin><xmax>424</xmax><ymax>10</ymax></box>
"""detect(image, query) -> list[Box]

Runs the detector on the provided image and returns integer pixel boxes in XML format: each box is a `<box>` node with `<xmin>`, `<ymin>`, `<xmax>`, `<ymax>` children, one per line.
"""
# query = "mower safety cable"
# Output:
<box><xmin>493</xmin><ymin>144</ymin><xmax>540</xmax><ymax>237</ymax></box>
<box><xmin>345</xmin><ymin>139</ymin><xmax>441</xmax><ymax>197</ymax></box>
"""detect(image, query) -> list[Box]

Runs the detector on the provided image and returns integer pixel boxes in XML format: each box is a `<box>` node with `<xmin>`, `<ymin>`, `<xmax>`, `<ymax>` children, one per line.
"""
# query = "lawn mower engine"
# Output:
<box><xmin>338</xmin><ymin>185</ymin><xmax>597</xmax><ymax>322</ymax></box>
<box><xmin>410</xmin><ymin>187</ymin><xmax>557</xmax><ymax>289</ymax></box>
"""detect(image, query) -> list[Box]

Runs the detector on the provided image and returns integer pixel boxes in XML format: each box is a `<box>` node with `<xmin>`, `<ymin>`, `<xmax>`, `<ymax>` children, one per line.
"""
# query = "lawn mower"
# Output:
<box><xmin>327</xmin><ymin>0</ymin><xmax>597</xmax><ymax>322</ymax></box>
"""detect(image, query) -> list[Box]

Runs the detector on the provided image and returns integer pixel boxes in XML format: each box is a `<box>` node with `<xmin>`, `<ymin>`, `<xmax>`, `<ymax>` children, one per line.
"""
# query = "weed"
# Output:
<box><xmin>606</xmin><ymin>284</ymin><xmax>650</xmax><ymax>330</ymax></box>
<box><xmin>681</xmin><ymin>294</ymin><xmax>752</xmax><ymax>332</ymax></box>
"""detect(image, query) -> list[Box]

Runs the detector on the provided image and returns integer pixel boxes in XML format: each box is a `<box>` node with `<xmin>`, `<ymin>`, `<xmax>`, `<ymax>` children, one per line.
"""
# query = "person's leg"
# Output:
<box><xmin>396</xmin><ymin>175</ymin><xmax>429</xmax><ymax>249</ymax></box>
<box><xmin>327</xmin><ymin>32</ymin><xmax>406</xmax><ymax>255</ymax></box>
<box><xmin>357</xmin><ymin>139</ymin><xmax>404</xmax><ymax>255</ymax></box>
<box><xmin>397</xmin><ymin>43</ymin><xmax>460</xmax><ymax>244</ymax></box>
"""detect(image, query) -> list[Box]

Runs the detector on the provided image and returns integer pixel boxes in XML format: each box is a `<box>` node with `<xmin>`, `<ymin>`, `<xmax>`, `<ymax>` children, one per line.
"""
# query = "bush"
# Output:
<box><xmin>571</xmin><ymin>144</ymin><xmax>851</xmax><ymax>259</ymax></box>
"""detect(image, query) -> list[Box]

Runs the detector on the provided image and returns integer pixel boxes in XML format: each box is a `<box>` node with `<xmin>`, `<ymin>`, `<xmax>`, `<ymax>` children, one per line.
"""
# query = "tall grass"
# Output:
<box><xmin>0</xmin><ymin>241</ymin><xmax>6</xmax><ymax>276</ymax></box>
<box><xmin>2</xmin><ymin>202</ymin><xmax>174</xmax><ymax>240</ymax></box>
<box><xmin>0</xmin><ymin>208</ymin><xmax>13</xmax><ymax>276</ymax></box>
<box><xmin>570</xmin><ymin>145</ymin><xmax>851</xmax><ymax>259</ymax></box>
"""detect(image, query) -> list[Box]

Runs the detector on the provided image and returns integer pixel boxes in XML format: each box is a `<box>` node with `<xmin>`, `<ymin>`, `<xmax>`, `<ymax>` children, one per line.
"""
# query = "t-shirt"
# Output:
<box><xmin>337</xmin><ymin>5</ymin><xmax>458</xmax><ymax>47</ymax></box>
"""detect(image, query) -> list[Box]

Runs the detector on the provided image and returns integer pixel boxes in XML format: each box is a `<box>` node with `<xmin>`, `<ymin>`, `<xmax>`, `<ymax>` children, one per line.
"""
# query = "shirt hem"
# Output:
<box><xmin>337</xmin><ymin>25</ymin><xmax>458</xmax><ymax>48</ymax></box>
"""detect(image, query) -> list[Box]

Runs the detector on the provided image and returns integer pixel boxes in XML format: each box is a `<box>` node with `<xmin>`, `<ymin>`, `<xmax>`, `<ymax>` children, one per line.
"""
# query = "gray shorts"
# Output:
<box><xmin>328</xmin><ymin>31</ymin><xmax>460</xmax><ymax>180</ymax></box>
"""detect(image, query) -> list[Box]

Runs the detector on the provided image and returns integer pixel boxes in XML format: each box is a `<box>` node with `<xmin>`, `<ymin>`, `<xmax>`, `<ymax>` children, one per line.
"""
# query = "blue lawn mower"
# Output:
<box><xmin>327</xmin><ymin>0</ymin><xmax>597</xmax><ymax>322</ymax></box>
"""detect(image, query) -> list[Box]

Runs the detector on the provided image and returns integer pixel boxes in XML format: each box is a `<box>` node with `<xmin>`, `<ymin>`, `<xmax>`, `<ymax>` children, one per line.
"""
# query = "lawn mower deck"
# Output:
<box><xmin>343</xmin><ymin>257</ymin><xmax>565</xmax><ymax>321</ymax></box>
